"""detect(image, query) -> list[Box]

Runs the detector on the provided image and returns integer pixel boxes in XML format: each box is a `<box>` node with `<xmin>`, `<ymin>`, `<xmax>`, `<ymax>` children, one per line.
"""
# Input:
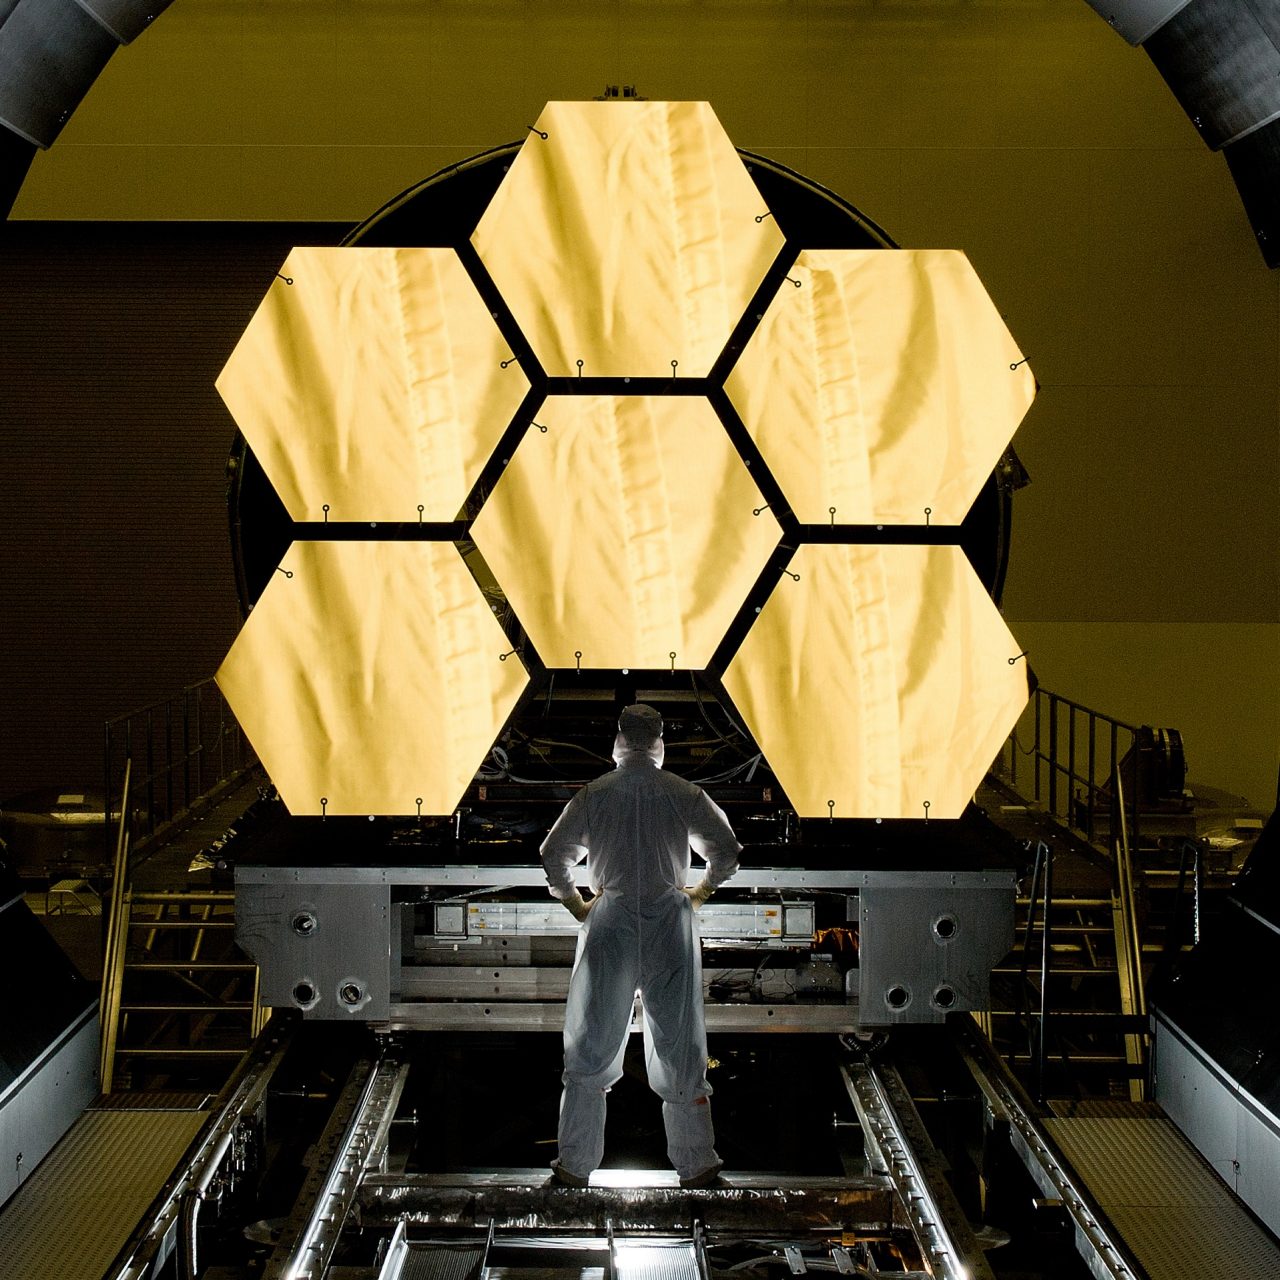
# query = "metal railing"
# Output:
<box><xmin>996</xmin><ymin>688</ymin><xmax>1151</xmax><ymax>1097</ymax></box>
<box><xmin>104</xmin><ymin>677</ymin><xmax>254</xmax><ymax>863</ymax></box>
<box><xmin>999</xmin><ymin>687</ymin><xmax>1142</xmax><ymax>855</ymax></box>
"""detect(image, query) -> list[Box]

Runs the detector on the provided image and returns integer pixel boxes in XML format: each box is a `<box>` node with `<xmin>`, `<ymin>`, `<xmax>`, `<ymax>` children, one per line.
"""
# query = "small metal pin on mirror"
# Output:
<box><xmin>275</xmin><ymin>566</ymin><xmax>293</xmax><ymax>579</ymax></box>
<box><xmin>526</xmin><ymin>124</ymin><xmax>548</xmax><ymax>140</ymax></box>
<box><xmin>275</xmin><ymin>273</ymin><xmax>293</xmax><ymax>285</ymax></box>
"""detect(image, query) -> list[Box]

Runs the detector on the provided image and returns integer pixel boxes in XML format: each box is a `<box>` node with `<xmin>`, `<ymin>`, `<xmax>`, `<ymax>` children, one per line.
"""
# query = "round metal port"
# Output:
<box><xmin>885</xmin><ymin>984</ymin><xmax>911</xmax><ymax>1010</ymax></box>
<box><xmin>933</xmin><ymin>984</ymin><xmax>957</xmax><ymax>1009</ymax></box>
<box><xmin>339</xmin><ymin>982</ymin><xmax>364</xmax><ymax>1006</ymax></box>
<box><xmin>933</xmin><ymin>914</ymin><xmax>958</xmax><ymax>941</ymax></box>
<box><xmin>292</xmin><ymin>911</ymin><xmax>317</xmax><ymax>937</ymax></box>
<box><xmin>292</xmin><ymin>980</ymin><xmax>316</xmax><ymax>1007</ymax></box>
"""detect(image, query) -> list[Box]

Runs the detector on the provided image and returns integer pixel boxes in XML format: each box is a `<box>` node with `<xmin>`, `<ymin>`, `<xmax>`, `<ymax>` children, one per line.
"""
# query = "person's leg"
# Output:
<box><xmin>640</xmin><ymin>893</ymin><xmax>721</xmax><ymax>1181</ymax></box>
<box><xmin>557</xmin><ymin>898</ymin><xmax>637</xmax><ymax>1179</ymax></box>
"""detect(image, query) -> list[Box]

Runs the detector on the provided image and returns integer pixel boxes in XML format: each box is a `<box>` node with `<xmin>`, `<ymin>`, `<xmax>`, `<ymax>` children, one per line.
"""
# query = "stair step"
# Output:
<box><xmin>128</xmin><ymin>919</ymin><xmax>236</xmax><ymax>929</ymax></box>
<box><xmin>116</xmin><ymin>1046</ymin><xmax>249</xmax><ymax>1058</ymax></box>
<box><xmin>120</xmin><ymin>1002</ymin><xmax>255</xmax><ymax>1013</ymax></box>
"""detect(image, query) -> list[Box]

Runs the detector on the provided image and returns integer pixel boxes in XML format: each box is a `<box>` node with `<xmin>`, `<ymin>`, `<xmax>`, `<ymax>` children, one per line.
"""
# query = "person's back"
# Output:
<box><xmin>541</xmin><ymin>704</ymin><xmax>740</xmax><ymax>1188</ymax></box>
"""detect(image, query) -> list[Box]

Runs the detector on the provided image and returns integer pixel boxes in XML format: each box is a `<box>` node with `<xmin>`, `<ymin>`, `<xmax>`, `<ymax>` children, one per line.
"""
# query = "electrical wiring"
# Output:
<box><xmin>690</xmin><ymin>670</ymin><xmax>755</xmax><ymax>745</ymax></box>
<box><xmin>527</xmin><ymin>735</ymin><xmax>615</xmax><ymax>765</ymax></box>
<box><xmin>691</xmin><ymin>753</ymin><xmax>769</xmax><ymax>784</ymax></box>
<box><xmin>688</xmin><ymin>672</ymin><xmax>752</xmax><ymax>752</ymax></box>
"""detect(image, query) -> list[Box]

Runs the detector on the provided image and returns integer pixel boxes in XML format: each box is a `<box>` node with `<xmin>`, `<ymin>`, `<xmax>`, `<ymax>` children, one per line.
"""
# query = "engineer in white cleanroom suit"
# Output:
<box><xmin>541</xmin><ymin>703</ymin><xmax>741</xmax><ymax>1188</ymax></box>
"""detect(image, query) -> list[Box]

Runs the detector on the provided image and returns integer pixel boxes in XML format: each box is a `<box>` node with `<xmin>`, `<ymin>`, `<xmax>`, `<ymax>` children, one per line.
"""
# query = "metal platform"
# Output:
<box><xmin>1044</xmin><ymin>1111</ymin><xmax>1280</xmax><ymax>1280</ymax></box>
<box><xmin>0</xmin><ymin>1105</ymin><xmax>205</xmax><ymax>1280</ymax></box>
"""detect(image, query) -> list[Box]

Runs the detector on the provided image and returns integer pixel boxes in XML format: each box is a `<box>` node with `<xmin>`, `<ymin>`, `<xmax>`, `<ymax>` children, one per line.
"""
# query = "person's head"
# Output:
<box><xmin>613</xmin><ymin>703</ymin><xmax>664</xmax><ymax>766</ymax></box>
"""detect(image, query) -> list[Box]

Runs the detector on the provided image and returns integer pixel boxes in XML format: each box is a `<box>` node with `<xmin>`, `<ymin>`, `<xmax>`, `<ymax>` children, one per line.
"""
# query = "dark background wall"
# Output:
<box><xmin>2</xmin><ymin>1</ymin><xmax>1277</xmax><ymax>809</ymax></box>
<box><xmin>0</xmin><ymin>224</ymin><xmax>339</xmax><ymax>794</ymax></box>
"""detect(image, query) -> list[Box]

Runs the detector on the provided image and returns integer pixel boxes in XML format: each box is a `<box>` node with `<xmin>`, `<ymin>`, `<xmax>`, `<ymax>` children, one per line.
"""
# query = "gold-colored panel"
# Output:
<box><xmin>215</xmin><ymin>247</ymin><xmax>528</xmax><ymax>522</ymax></box>
<box><xmin>725</xmin><ymin>249</ymin><xmax>1034</xmax><ymax>525</ymax></box>
<box><xmin>471</xmin><ymin>396</ymin><xmax>781</xmax><ymax>670</ymax></box>
<box><xmin>472</xmin><ymin>100</ymin><xmax>783</xmax><ymax>378</ymax></box>
<box><xmin>216</xmin><ymin>541</ymin><xmax>527</xmax><ymax>815</ymax></box>
<box><xmin>722</xmin><ymin>544</ymin><xmax>1028</xmax><ymax>818</ymax></box>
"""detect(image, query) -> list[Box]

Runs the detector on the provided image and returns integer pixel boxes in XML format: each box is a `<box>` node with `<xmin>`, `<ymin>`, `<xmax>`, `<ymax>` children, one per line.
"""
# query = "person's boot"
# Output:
<box><xmin>546</xmin><ymin>1158</ymin><xmax>590</xmax><ymax>1188</ymax></box>
<box><xmin>679</xmin><ymin>1162</ymin><xmax>725</xmax><ymax>1189</ymax></box>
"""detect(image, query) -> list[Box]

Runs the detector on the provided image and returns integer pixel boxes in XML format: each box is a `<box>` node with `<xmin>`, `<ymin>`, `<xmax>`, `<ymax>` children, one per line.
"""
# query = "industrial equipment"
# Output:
<box><xmin>112</xmin><ymin>100</ymin><xmax>1086</xmax><ymax>1280</ymax></box>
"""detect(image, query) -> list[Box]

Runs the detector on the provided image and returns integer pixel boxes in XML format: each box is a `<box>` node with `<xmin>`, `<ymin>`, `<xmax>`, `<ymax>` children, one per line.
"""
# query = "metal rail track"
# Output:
<box><xmin>952</xmin><ymin>1020</ymin><xmax>1149</xmax><ymax>1280</ymax></box>
<box><xmin>96</xmin><ymin>1019</ymin><xmax>1149</xmax><ymax>1280</ymax></box>
<box><xmin>100</xmin><ymin>1014</ymin><xmax>293</xmax><ymax>1280</ymax></box>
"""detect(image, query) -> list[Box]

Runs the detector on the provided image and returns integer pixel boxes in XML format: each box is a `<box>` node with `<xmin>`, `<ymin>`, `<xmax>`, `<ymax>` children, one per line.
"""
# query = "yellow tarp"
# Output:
<box><xmin>216</xmin><ymin>247</ymin><xmax>528</xmax><ymax>522</ymax></box>
<box><xmin>725</xmin><ymin>249</ymin><xmax>1034</xmax><ymax>525</ymax></box>
<box><xmin>472</xmin><ymin>100</ymin><xmax>783</xmax><ymax>378</ymax></box>
<box><xmin>722</xmin><ymin>544</ymin><xmax>1028</xmax><ymax>818</ymax></box>
<box><xmin>216</xmin><ymin>541</ymin><xmax>528</xmax><ymax>815</ymax></box>
<box><xmin>471</xmin><ymin>396</ymin><xmax>782</xmax><ymax>670</ymax></box>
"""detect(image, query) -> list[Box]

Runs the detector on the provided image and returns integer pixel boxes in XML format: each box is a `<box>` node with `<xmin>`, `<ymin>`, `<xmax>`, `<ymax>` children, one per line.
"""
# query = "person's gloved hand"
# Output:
<box><xmin>562</xmin><ymin>891</ymin><xmax>595</xmax><ymax>923</ymax></box>
<box><xmin>682</xmin><ymin>880</ymin><xmax>714</xmax><ymax>909</ymax></box>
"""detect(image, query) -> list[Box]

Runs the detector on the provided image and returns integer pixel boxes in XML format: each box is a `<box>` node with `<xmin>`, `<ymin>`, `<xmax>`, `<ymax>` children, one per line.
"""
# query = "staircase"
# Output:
<box><xmin>101</xmin><ymin>888</ymin><xmax>263</xmax><ymax>1093</ymax></box>
<box><xmin>987</xmin><ymin>865</ymin><xmax>1148</xmax><ymax>1101</ymax></box>
<box><xmin>984</xmin><ymin>690</ymin><xmax>1247</xmax><ymax>1101</ymax></box>
<box><xmin>98</xmin><ymin>755</ymin><xmax>264</xmax><ymax>1096</ymax></box>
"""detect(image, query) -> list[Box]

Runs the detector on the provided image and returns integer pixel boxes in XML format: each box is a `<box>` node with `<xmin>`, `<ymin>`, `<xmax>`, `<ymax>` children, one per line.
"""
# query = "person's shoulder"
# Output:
<box><xmin>657</xmin><ymin>769</ymin><xmax>703</xmax><ymax>801</ymax></box>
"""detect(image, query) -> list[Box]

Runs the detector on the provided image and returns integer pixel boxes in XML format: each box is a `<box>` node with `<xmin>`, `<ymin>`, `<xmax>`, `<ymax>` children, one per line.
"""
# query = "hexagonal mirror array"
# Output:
<box><xmin>473</xmin><ymin>100</ymin><xmax>783</xmax><ymax>378</ymax></box>
<box><xmin>216</xmin><ymin>247</ymin><xmax>529</xmax><ymax>522</ymax></box>
<box><xmin>724</xmin><ymin>249</ymin><xmax>1035</xmax><ymax>526</ymax></box>
<box><xmin>215</xmin><ymin>100</ymin><xmax>1033</xmax><ymax>819</ymax></box>
<box><xmin>470</xmin><ymin>396</ymin><xmax>782</xmax><ymax>671</ymax></box>
<box><xmin>216</xmin><ymin>541</ymin><xmax>528</xmax><ymax>816</ymax></box>
<box><xmin>721</xmin><ymin>544</ymin><xmax>1028</xmax><ymax>819</ymax></box>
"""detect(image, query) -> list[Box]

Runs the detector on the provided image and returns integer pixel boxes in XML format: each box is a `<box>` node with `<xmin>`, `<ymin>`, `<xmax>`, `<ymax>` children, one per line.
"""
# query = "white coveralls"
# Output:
<box><xmin>541</xmin><ymin>712</ymin><xmax>740</xmax><ymax>1181</ymax></box>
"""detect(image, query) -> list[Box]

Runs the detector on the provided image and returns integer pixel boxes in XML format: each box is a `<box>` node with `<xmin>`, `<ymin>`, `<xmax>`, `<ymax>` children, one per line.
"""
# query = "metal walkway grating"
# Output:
<box><xmin>0</xmin><ymin>1107</ymin><xmax>204</xmax><ymax>1280</ymax></box>
<box><xmin>613</xmin><ymin>1241</ymin><xmax>702</xmax><ymax>1280</ymax></box>
<box><xmin>1045</xmin><ymin>1115</ymin><xmax>1280</xmax><ymax>1279</ymax></box>
<box><xmin>399</xmin><ymin>1244</ymin><xmax>487</xmax><ymax>1280</ymax></box>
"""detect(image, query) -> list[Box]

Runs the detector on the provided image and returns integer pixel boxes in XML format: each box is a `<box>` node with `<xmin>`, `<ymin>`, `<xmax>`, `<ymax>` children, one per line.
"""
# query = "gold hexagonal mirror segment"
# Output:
<box><xmin>472</xmin><ymin>101</ymin><xmax>783</xmax><ymax>378</ymax></box>
<box><xmin>216</xmin><ymin>247</ymin><xmax>529</xmax><ymax>523</ymax></box>
<box><xmin>470</xmin><ymin>395</ymin><xmax>782</xmax><ymax>671</ymax></box>
<box><xmin>216</xmin><ymin>541</ymin><xmax>528</xmax><ymax>816</ymax></box>
<box><xmin>721</xmin><ymin>543</ymin><xmax>1028</xmax><ymax>819</ymax></box>
<box><xmin>724</xmin><ymin>250</ymin><xmax>1035</xmax><ymax>525</ymax></box>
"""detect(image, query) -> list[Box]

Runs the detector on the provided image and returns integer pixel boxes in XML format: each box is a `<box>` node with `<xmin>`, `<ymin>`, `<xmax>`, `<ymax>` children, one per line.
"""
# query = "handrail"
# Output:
<box><xmin>1114</xmin><ymin>770</ymin><xmax>1146</xmax><ymax>1021</ymax></box>
<box><xmin>1000</xmin><ymin>687</ymin><xmax>1141</xmax><ymax>855</ymax></box>
<box><xmin>99</xmin><ymin>756</ymin><xmax>133</xmax><ymax>1093</ymax></box>
<box><xmin>104</xmin><ymin>676</ymin><xmax>256</xmax><ymax>865</ymax></box>
<box><xmin>999</xmin><ymin>688</ymin><xmax>1152</xmax><ymax>1096</ymax></box>
<box><xmin>1110</xmin><ymin>767</ymin><xmax>1147</xmax><ymax>1100</ymax></box>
